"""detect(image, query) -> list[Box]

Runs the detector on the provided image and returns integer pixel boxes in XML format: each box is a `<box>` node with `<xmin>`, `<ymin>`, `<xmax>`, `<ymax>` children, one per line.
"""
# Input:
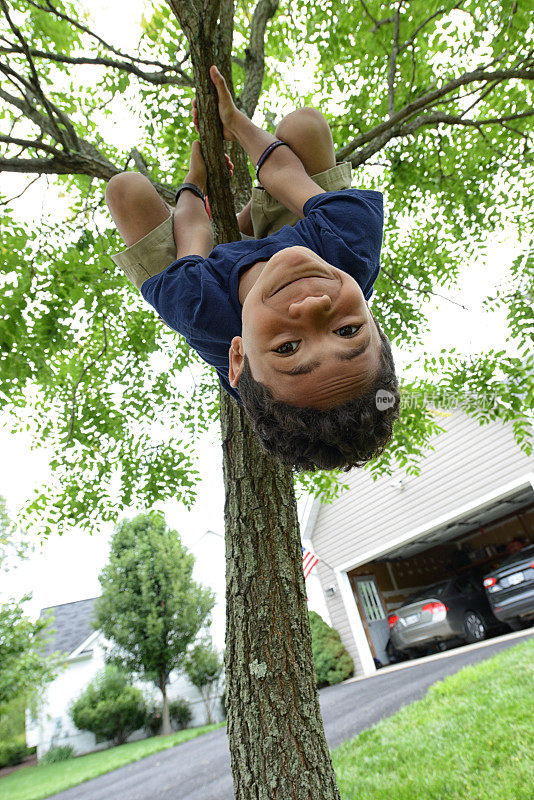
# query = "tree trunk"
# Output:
<box><xmin>221</xmin><ymin>394</ymin><xmax>341</xmax><ymax>799</ymax></box>
<box><xmin>201</xmin><ymin>688</ymin><xmax>213</xmax><ymax>724</ymax></box>
<box><xmin>160</xmin><ymin>676</ymin><xmax>171</xmax><ymax>735</ymax></box>
<box><xmin>166</xmin><ymin>2</ymin><xmax>342</xmax><ymax>797</ymax></box>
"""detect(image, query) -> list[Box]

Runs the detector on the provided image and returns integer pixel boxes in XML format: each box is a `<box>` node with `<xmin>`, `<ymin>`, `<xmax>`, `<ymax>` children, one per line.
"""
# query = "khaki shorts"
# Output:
<box><xmin>111</xmin><ymin>161</ymin><xmax>352</xmax><ymax>290</ymax></box>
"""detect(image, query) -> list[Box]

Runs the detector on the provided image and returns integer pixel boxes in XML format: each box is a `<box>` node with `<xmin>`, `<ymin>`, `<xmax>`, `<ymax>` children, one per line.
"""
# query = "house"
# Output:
<box><xmin>303</xmin><ymin>411</ymin><xmax>534</xmax><ymax>676</ymax></box>
<box><xmin>26</xmin><ymin>598</ymin><xmax>224</xmax><ymax>758</ymax></box>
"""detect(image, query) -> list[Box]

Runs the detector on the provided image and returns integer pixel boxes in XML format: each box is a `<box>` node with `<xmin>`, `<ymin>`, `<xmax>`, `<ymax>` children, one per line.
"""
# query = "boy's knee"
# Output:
<box><xmin>275</xmin><ymin>107</ymin><xmax>330</xmax><ymax>142</ymax></box>
<box><xmin>105</xmin><ymin>172</ymin><xmax>153</xmax><ymax>212</ymax></box>
<box><xmin>275</xmin><ymin>107</ymin><xmax>335</xmax><ymax>175</ymax></box>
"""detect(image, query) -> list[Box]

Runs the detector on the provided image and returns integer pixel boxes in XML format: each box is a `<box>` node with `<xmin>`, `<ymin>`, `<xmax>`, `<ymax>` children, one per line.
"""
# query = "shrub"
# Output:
<box><xmin>169</xmin><ymin>697</ymin><xmax>193</xmax><ymax>730</ymax></box>
<box><xmin>70</xmin><ymin>665</ymin><xmax>147</xmax><ymax>746</ymax></box>
<box><xmin>0</xmin><ymin>739</ymin><xmax>30</xmax><ymax>768</ymax></box>
<box><xmin>39</xmin><ymin>745</ymin><xmax>74</xmax><ymax>765</ymax></box>
<box><xmin>309</xmin><ymin>611</ymin><xmax>354</xmax><ymax>688</ymax></box>
<box><xmin>0</xmin><ymin>695</ymin><xmax>26</xmax><ymax>742</ymax></box>
<box><xmin>145</xmin><ymin>697</ymin><xmax>193</xmax><ymax>736</ymax></box>
<box><xmin>144</xmin><ymin>701</ymin><xmax>163</xmax><ymax>737</ymax></box>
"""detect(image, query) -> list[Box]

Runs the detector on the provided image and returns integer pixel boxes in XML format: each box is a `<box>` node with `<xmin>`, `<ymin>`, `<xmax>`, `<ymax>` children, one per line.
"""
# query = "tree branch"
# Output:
<box><xmin>0</xmin><ymin>85</ymin><xmax>65</xmax><ymax>143</ymax></box>
<box><xmin>0</xmin><ymin>174</ymin><xmax>40</xmax><ymax>205</ymax></box>
<box><xmin>398</xmin><ymin>3</ymin><xmax>464</xmax><ymax>54</ymax></box>
<box><xmin>0</xmin><ymin>153</ymin><xmax>119</xmax><ymax>179</ymax></box>
<box><xmin>0</xmin><ymin>133</ymin><xmax>60</xmax><ymax>155</ymax></box>
<box><xmin>0</xmin><ymin>45</ymin><xmax>193</xmax><ymax>86</ymax></box>
<box><xmin>240</xmin><ymin>0</ymin><xmax>279</xmax><ymax>118</ymax></box>
<box><xmin>128</xmin><ymin>148</ymin><xmax>150</xmax><ymax>177</ymax></box>
<box><xmin>381</xmin><ymin>267</ymin><xmax>469</xmax><ymax>310</ymax></box>
<box><xmin>23</xmin><ymin>0</ymin><xmax>190</xmax><ymax>75</ymax></box>
<box><xmin>337</xmin><ymin>64</ymin><xmax>534</xmax><ymax>164</ymax></box>
<box><xmin>0</xmin><ymin>0</ymin><xmax>76</xmax><ymax>150</ymax></box>
<box><xmin>359</xmin><ymin>0</ymin><xmax>394</xmax><ymax>32</ymax></box>
<box><xmin>387</xmin><ymin>2</ymin><xmax>402</xmax><ymax>117</ymax></box>
<box><xmin>215</xmin><ymin>0</ymin><xmax>234</xmax><ymax>67</ymax></box>
<box><xmin>405</xmin><ymin>109</ymin><xmax>534</xmax><ymax>131</ymax></box>
<box><xmin>67</xmin><ymin>317</ymin><xmax>108</xmax><ymax>444</ymax></box>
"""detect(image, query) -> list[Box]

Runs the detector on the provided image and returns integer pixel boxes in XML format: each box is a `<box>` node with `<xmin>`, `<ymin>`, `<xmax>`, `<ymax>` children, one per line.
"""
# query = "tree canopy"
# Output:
<box><xmin>94</xmin><ymin>511</ymin><xmax>215</xmax><ymax>733</ymax></box>
<box><xmin>0</xmin><ymin>598</ymin><xmax>58</xmax><ymax>706</ymax></box>
<box><xmin>0</xmin><ymin>496</ymin><xmax>56</xmax><ymax>707</ymax></box>
<box><xmin>0</xmin><ymin>0</ymin><xmax>532</xmax><ymax>529</ymax></box>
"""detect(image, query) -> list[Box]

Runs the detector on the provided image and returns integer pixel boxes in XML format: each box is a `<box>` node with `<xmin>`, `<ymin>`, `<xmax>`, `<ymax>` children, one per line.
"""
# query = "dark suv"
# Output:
<box><xmin>483</xmin><ymin>544</ymin><xmax>534</xmax><ymax>629</ymax></box>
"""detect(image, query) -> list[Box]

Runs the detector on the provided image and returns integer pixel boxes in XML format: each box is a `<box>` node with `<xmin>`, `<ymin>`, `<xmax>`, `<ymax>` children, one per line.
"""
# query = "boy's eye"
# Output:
<box><xmin>274</xmin><ymin>341</ymin><xmax>299</xmax><ymax>354</ymax></box>
<box><xmin>334</xmin><ymin>324</ymin><xmax>360</xmax><ymax>337</ymax></box>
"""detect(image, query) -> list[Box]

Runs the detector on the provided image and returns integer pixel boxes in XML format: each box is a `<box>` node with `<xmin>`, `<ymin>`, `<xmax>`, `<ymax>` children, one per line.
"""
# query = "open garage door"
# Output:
<box><xmin>348</xmin><ymin>483</ymin><xmax>534</xmax><ymax>665</ymax></box>
<box><xmin>350</xmin><ymin>576</ymin><xmax>389</xmax><ymax>666</ymax></box>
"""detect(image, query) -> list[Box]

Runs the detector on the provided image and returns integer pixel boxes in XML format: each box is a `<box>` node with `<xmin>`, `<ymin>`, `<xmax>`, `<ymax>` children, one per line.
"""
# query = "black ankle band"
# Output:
<box><xmin>255</xmin><ymin>141</ymin><xmax>291</xmax><ymax>181</ymax></box>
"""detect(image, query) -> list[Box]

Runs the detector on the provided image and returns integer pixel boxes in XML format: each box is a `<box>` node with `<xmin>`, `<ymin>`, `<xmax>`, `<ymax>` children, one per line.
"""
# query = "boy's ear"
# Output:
<box><xmin>228</xmin><ymin>336</ymin><xmax>245</xmax><ymax>388</ymax></box>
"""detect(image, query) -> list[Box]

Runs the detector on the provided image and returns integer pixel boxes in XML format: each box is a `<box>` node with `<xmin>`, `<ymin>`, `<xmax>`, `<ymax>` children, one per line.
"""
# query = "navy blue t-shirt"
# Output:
<box><xmin>141</xmin><ymin>189</ymin><xmax>383</xmax><ymax>402</ymax></box>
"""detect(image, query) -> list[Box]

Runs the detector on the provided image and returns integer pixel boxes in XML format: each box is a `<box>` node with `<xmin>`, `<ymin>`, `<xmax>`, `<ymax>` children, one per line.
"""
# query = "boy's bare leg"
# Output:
<box><xmin>274</xmin><ymin>107</ymin><xmax>336</xmax><ymax>176</ymax></box>
<box><xmin>105</xmin><ymin>172</ymin><xmax>171</xmax><ymax>247</ymax></box>
<box><xmin>236</xmin><ymin>108</ymin><xmax>335</xmax><ymax>236</ymax></box>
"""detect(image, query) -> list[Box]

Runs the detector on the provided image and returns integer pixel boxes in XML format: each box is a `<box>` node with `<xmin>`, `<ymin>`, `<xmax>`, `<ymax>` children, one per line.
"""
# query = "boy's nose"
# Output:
<box><xmin>288</xmin><ymin>294</ymin><xmax>332</xmax><ymax>318</ymax></box>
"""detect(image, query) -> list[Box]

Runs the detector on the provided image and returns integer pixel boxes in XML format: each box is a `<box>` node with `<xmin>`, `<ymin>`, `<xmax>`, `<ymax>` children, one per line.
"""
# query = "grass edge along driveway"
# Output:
<box><xmin>0</xmin><ymin>722</ymin><xmax>225</xmax><ymax>800</ymax></box>
<box><xmin>332</xmin><ymin>638</ymin><xmax>533</xmax><ymax>800</ymax></box>
<box><xmin>2</xmin><ymin>639</ymin><xmax>533</xmax><ymax>800</ymax></box>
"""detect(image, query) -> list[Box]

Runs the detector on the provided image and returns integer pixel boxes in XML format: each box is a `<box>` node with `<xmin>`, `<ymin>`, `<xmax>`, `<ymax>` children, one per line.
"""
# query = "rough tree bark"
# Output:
<box><xmin>167</xmin><ymin>1</ymin><xmax>341</xmax><ymax>797</ymax></box>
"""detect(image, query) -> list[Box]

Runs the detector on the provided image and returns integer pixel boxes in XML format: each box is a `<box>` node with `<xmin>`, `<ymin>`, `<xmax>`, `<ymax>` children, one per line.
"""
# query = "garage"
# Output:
<box><xmin>347</xmin><ymin>485</ymin><xmax>534</xmax><ymax>666</ymax></box>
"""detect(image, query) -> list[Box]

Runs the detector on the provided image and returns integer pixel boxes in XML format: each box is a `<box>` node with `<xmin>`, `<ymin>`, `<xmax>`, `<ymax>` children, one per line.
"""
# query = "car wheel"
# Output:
<box><xmin>463</xmin><ymin>611</ymin><xmax>487</xmax><ymax>643</ymax></box>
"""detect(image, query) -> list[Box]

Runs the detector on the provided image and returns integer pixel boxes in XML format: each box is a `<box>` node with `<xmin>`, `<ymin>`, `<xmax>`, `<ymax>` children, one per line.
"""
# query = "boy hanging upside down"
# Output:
<box><xmin>106</xmin><ymin>66</ymin><xmax>400</xmax><ymax>472</ymax></box>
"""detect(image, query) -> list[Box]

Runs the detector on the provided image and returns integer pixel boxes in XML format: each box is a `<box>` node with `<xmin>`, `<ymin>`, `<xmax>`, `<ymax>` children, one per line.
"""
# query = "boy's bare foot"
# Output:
<box><xmin>209</xmin><ymin>65</ymin><xmax>240</xmax><ymax>140</ymax></box>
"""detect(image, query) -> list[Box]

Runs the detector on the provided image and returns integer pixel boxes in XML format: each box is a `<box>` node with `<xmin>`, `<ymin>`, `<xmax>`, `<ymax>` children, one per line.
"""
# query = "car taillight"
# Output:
<box><xmin>422</xmin><ymin>601</ymin><xmax>448</xmax><ymax>613</ymax></box>
<box><xmin>484</xmin><ymin>577</ymin><xmax>497</xmax><ymax>588</ymax></box>
<box><xmin>388</xmin><ymin>614</ymin><xmax>399</xmax><ymax>629</ymax></box>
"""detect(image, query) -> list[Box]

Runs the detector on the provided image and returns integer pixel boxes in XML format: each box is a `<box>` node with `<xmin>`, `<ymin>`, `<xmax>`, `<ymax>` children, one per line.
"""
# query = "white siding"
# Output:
<box><xmin>311</xmin><ymin>412</ymin><xmax>534</xmax><ymax>675</ymax></box>
<box><xmin>29</xmin><ymin>633</ymin><xmax>225</xmax><ymax>758</ymax></box>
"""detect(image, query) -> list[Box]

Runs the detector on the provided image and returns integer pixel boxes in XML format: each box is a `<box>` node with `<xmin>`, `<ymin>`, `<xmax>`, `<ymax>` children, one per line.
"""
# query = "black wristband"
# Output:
<box><xmin>174</xmin><ymin>182</ymin><xmax>206</xmax><ymax>206</ymax></box>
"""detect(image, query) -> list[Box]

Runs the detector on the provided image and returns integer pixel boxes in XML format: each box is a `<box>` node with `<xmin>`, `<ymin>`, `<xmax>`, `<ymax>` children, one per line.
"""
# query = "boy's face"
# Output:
<box><xmin>229</xmin><ymin>246</ymin><xmax>382</xmax><ymax>410</ymax></box>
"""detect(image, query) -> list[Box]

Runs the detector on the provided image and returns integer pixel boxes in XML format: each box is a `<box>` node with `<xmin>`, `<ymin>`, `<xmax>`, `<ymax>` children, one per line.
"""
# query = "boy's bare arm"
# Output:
<box><xmin>208</xmin><ymin>66</ymin><xmax>325</xmax><ymax>218</ymax></box>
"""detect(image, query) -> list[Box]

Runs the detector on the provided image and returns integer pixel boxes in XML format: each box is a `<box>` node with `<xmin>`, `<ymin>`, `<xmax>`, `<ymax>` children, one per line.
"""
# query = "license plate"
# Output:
<box><xmin>508</xmin><ymin>572</ymin><xmax>524</xmax><ymax>586</ymax></box>
<box><xmin>404</xmin><ymin>614</ymin><xmax>419</xmax><ymax>625</ymax></box>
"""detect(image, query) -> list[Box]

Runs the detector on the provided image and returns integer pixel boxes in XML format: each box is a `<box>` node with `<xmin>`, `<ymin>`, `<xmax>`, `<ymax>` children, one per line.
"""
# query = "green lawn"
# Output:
<box><xmin>2</xmin><ymin>641</ymin><xmax>532</xmax><ymax>800</ymax></box>
<box><xmin>0</xmin><ymin>722</ymin><xmax>225</xmax><ymax>800</ymax></box>
<box><xmin>332</xmin><ymin>638</ymin><xmax>534</xmax><ymax>800</ymax></box>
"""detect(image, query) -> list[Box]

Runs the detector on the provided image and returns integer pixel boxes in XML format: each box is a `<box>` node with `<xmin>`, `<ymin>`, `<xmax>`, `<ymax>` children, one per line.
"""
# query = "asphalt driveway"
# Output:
<box><xmin>45</xmin><ymin>629</ymin><xmax>532</xmax><ymax>800</ymax></box>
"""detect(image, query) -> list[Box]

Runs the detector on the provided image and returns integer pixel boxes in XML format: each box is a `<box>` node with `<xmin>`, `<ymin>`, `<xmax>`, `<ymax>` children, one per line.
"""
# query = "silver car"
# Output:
<box><xmin>388</xmin><ymin>576</ymin><xmax>497</xmax><ymax>655</ymax></box>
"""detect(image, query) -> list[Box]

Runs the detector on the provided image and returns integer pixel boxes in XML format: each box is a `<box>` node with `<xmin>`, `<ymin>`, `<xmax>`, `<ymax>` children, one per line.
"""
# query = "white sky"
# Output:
<box><xmin>0</xmin><ymin>1</ymin><xmax>524</xmax><ymax>650</ymax></box>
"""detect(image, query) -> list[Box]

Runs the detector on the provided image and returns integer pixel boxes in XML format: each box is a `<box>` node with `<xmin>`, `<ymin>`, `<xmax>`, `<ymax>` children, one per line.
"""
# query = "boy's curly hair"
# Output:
<box><xmin>238</xmin><ymin>317</ymin><xmax>400</xmax><ymax>472</ymax></box>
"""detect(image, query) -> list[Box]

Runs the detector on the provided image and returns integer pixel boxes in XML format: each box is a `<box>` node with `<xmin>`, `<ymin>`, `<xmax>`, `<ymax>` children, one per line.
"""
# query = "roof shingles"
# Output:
<box><xmin>40</xmin><ymin>598</ymin><xmax>99</xmax><ymax>657</ymax></box>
